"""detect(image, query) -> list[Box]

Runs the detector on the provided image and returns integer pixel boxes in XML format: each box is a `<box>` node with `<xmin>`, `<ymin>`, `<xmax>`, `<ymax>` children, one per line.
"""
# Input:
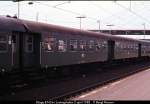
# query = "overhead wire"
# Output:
<box><xmin>35</xmin><ymin>1</ymin><xmax>125</xmax><ymax>30</ymax></box>
<box><xmin>21</xmin><ymin>1</ymin><xmax>79</xmax><ymax>24</ymax></box>
<box><xmin>90</xmin><ymin>2</ymin><xmax>131</xmax><ymax>28</ymax></box>
<box><xmin>34</xmin><ymin>1</ymin><xmax>110</xmax><ymax>24</ymax></box>
<box><xmin>2</xmin><ymin>1</ymin><xmax>149</xmax><ymax>30</ymax></box>
<box><xmin>8</xmin><ymin>1</ymin><xmax>131</xmax><ymax>30</ymax></box>
<box><xmin>0</xmin><ymin>2</ymin><xmax>31</xmax><ymax>17</ymax></box>
<box><xmin>53</xmin><ymin>1</ymin><xmax>71</xmax><ymax>8</ymax></box>
<box><xmin>89</xmin><ymin>1</ymin><xmax>150</xmax><ymax>30</ymax></box>
<box><xmin>113</xmin><ymin>1</ymin><xmax>150</xmax><ymax>25</ymax></box>
<box><xmin>35</xmin><ymin>1</ymin><xmax>82</xmax><ymax>16</ymax></box>
<box><xmin>89</xmin><ymin>1</ymin><xmax>137</xmax><ymax>29</ymax></box>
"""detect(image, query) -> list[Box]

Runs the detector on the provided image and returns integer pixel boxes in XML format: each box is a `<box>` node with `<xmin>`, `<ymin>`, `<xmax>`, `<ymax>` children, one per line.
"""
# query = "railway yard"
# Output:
<box><xmin>1</xmin><ymin>1</ymin><xmax>150</xmax><ymax>102</ymax></box>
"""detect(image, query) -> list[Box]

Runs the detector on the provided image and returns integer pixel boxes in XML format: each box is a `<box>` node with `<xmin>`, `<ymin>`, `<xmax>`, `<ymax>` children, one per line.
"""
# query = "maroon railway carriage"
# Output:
<box><xmin>0</xmin><ymin>15</ymin><xmax>150</xmax><ymax>73</ymax></box>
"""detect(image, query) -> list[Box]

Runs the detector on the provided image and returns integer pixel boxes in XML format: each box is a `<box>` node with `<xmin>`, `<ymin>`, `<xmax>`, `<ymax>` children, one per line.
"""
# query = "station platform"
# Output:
<box><xmin>72</xmin><ymin>68</ymin><xmax>150</xmax><ymax>100</ymax></box>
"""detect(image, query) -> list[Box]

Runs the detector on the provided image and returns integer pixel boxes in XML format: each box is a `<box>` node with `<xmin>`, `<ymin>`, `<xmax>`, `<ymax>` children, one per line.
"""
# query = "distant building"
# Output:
<box><xmin>88</xmin><ymin>29</ymin><xmax>150</xmax><ymax>35</ymax></box>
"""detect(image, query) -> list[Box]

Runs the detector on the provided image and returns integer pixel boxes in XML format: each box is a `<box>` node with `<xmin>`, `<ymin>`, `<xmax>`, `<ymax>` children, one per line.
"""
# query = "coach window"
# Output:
<box><xmin>131</xmin><ymin>45</ymin><xmax>134</xmax><ymax>49</ymax></box>
<box><xmin>149</xmin><ymin>46</ymin><xmax>150</xmax><ymax>50</ymax></box>
<box><xmin>44</xmin><ymin>37</ymin><xmax>55</xmax><ymax>52</ymax></box>
<box><xmin>142</xmin><ymin>45</ymin><xmax>144</xmax><ymax>50</ymax></box>
<box><xmin>134</xmin><ymin>44</ymin><xmax>136</xmax><ymax>50</ymax></box>
<box><xmin>136</xmin><ymin>45</ymin><xmax>138</xmax><ymax>50</ymax></box>
<box><xmin>115</xmin><ymin>42</ymin><xmax>120</xmax><ymax>49</ymax></box>
<box><xmin>124</xmin><ymin>43</ymin><xmax>127</xmax><ymax>50</ymax></box>
<box><xmin>89</xmin><ymin>40</ymin><xmax>94</xmax><ymax>50</ymax></box>
<box><xmin>58</xmin><ymin>40</ymin><xmax>66</xmax><ymax>52</ymax></box>
<box><xmin>132</xmin><ymin>44</ymin><xmax>135</xmax><ymax>49</ymax></box>
<box><xmin>0</xmin><ymin>35</ymin><xmax>7</xmax><ymax>52</ymax></box>
<box><xmin>103</xmin><ymin>41</ymin><xmax>107</xmax><ymax>48</ymax></box>
<box><xmin>120</xmin><ymin>43</ymin><xmax>123</xmax><ymax>48</ymax></box>
<box><xmin>96</xmin><ymin>41</ymin><xmax>101</xmax><ymax>50</ymax></box>
<box><xmin>133</xmin><ymin>44</ymin><xmax>135</xmax><ymax>49</ymax></box>
<box><xmin>130</xmin><ymin>45</ymin><xmax>133</xmax><ymax>49</ymax></box>
<box><xmin>120</xmin><ymin>44</ymin><xmax>122</xmax><ymax>49</ymax></box>
<box><xmin>131</xmin><ymin>44</ymin><xmax>134</xmax><ymax>49</ymax></box>
<box><xmin>128</xmin><ymin>44</ymin><xmax>130</xmax><ymax>49</ymax></box>
<box><xmin>79</xmin><ymin>40</ymin><xmax>86</xmax><ymax>51</ymax></box>
<box><xmin>70</xmin><ymin>40</ymin><xmax>77</xmax><ymax>51</ymax></box>
<box><xmin>25</xmin><ymin>35</ymin><xmax>33</xmax><ymax>53</ymax></box>
<box><xmin>121</xmin><ymin>43</ymin><xmax>124</xmax><ymax>49</ymax></box>
<box><xmin>123</xmin><ymin>43</ymin><xmax>125</xmax><ymax>49</ymax></box>
<box><xmin>130</xmin><ymin>44</ymin><xmax>133</xmax><ymax>49</ymax></box>
<box><xmin>116</xmin><ymin>42</ymin><xmax>119</xmax><ymax>49</ymax></box>
<box><xmin>12</xmin><ymin>35</ymin><xmax>16</xmax><ymax>52</ymax></box>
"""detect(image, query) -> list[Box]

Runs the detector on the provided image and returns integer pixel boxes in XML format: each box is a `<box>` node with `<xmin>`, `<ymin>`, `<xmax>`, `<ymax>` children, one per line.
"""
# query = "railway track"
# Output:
<box><xmin>0</xmin><ymin>70</ymin><xmax>47</xmax><ymax>96</ymax></box>
<box><xmin>51</xmin><ymin>61</ymin><xmax>150</xmax><ymax>100</ymax></box>
<box><xmin>0</xmin><ymin>60</ymin><xmax>150</xmax><ymax>100</ymax></box>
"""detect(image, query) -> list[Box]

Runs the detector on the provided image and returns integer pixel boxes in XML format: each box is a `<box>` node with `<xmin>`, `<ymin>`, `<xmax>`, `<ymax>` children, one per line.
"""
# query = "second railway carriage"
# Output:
<box><xmin>111</xmin><ymin>36</ymin><xmax>140</xmax><ymax>60</ymax></box>
<box><xmin>111</xmin><ymin>35</ymin><xmax>150</xmax><ymax>59</ymax></box>
<box><xmin>0</xmin><ymin>15</ymin><xmax>150</xmax><ymax>74</ymax></box>
<box><xmin>140</xmin><ymin>40</ymin><xmax>150</xmax><ymax>57</ymax></box>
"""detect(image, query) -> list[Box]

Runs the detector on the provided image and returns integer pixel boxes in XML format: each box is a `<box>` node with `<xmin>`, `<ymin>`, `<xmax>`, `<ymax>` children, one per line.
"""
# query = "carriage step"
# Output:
<box><xmin>10</xmin><ymin>83</ymin><xmax>28</xmax><ymax>88</ymax></box>
<box><xmin>28</xmin><ymin>75</ymin><xmax>46</xmax><ymax>81</ymax></box>
<box><xmin>8</xmin><ymin>79</ymin><xmax>24</xmax><ymax>85</ymax></box>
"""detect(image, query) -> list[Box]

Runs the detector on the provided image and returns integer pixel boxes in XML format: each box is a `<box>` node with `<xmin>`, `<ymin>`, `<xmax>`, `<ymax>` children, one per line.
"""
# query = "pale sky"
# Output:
<box><xmin>0</xmin><ymin>1</ymin><xmax>150</xmax><ymax>39</ymax></box>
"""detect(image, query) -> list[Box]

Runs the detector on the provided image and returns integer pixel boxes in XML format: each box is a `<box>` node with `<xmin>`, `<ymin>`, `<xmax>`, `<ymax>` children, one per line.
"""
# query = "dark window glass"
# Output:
<box><xmin>28</xmin><ymin>44</ymin><xmax>33</xmax><ymax>51</ymax></box>
<box><xmin>79</xmin><ymin>40</ymin><xmax>86</xmax><ymax>51</ymax></box>
<box><xmin>88</xmin><ymin>40</ymin><xmax>94</xmax><ymax>50</ymax></box>
<box><xmin>12</xmin><ymin>35</ymin><xmax>16</xmax><ymax>43</ymax></box>
<box><xmin>27</xmin><ymin>36</ymin><xmax>33</xmax><ymax>43</ymax></box>
<box><xmin>0</xmin><ymin>35</ymin><xmax>7</xmax><ymax>52</ymax></box>
<box><xmin>26</xmin><ymin>35</ymin><xmax>33</xmax><ymax>52</ymax></box>
<box><xmin>0</xmin><ymin>43</ymin><xmax>7</xmax><ymax>51</ymax></box>
<box><xmin>96</xmin><ymin>41</ymin><xmax>105</xmax><ymax>50</ymax></box>
<box><xmin>12</xmin><ymin>35</ymin><xmax>17</xmax><ymax>52</ymax></box>
<box><xmin>0</xmin><ymin>36</ymin><xmax>7</xmax><ymax>42</ymax></box>
<box><xmin>96</xmin><ymin>42</ymin><xmax>101</xmax><ymax>50</ymax></box>
<box><xmin>70</xmin><ymin>40</ymin><xmax>77</xmax><ymax>51</ymax></box>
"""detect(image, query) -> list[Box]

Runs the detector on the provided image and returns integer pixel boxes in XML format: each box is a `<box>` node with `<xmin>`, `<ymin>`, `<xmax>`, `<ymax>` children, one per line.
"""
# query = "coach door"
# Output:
<box><xmin>23</xmin><ymin>33</ymin><xmax>40</xmax><ymax>69</ymax></box>
<box><xmin>11</xmin><ymin>32</ymin><xmax>40</xmax><ymax>71</ymax></box>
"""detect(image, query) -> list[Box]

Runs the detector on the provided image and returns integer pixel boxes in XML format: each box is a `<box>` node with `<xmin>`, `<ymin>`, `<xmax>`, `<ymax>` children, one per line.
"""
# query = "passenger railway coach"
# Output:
<box><xmin>0</xmin><ymin>15</ymin><xmax>150</xmax><ymax>73</ymax></box>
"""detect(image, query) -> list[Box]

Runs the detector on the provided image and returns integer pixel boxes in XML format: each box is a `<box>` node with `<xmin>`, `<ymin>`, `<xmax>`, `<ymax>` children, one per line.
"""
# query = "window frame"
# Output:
<box><xmin>79</xmin><ymin>40</ymin><xmax>86</xmax><ymax>51</ymax></box>
<box><xmin>95</xmin><ymin>41</ymin><xmax>101</xmax><ymax>51</ymax></box>
<box><xmin>58</xmin><ymin>39</ymin><xmax>67</xmax><ymax>52</ymax></box>
<box><xmin>88</xmin><ymin>40</ymin><xmax>95</xmax><ymax>51</ymax></box>
<box><xmin>70</xmin><ymin>39</ymin><xmax>78</xmax><ymax>52</ymax></box>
